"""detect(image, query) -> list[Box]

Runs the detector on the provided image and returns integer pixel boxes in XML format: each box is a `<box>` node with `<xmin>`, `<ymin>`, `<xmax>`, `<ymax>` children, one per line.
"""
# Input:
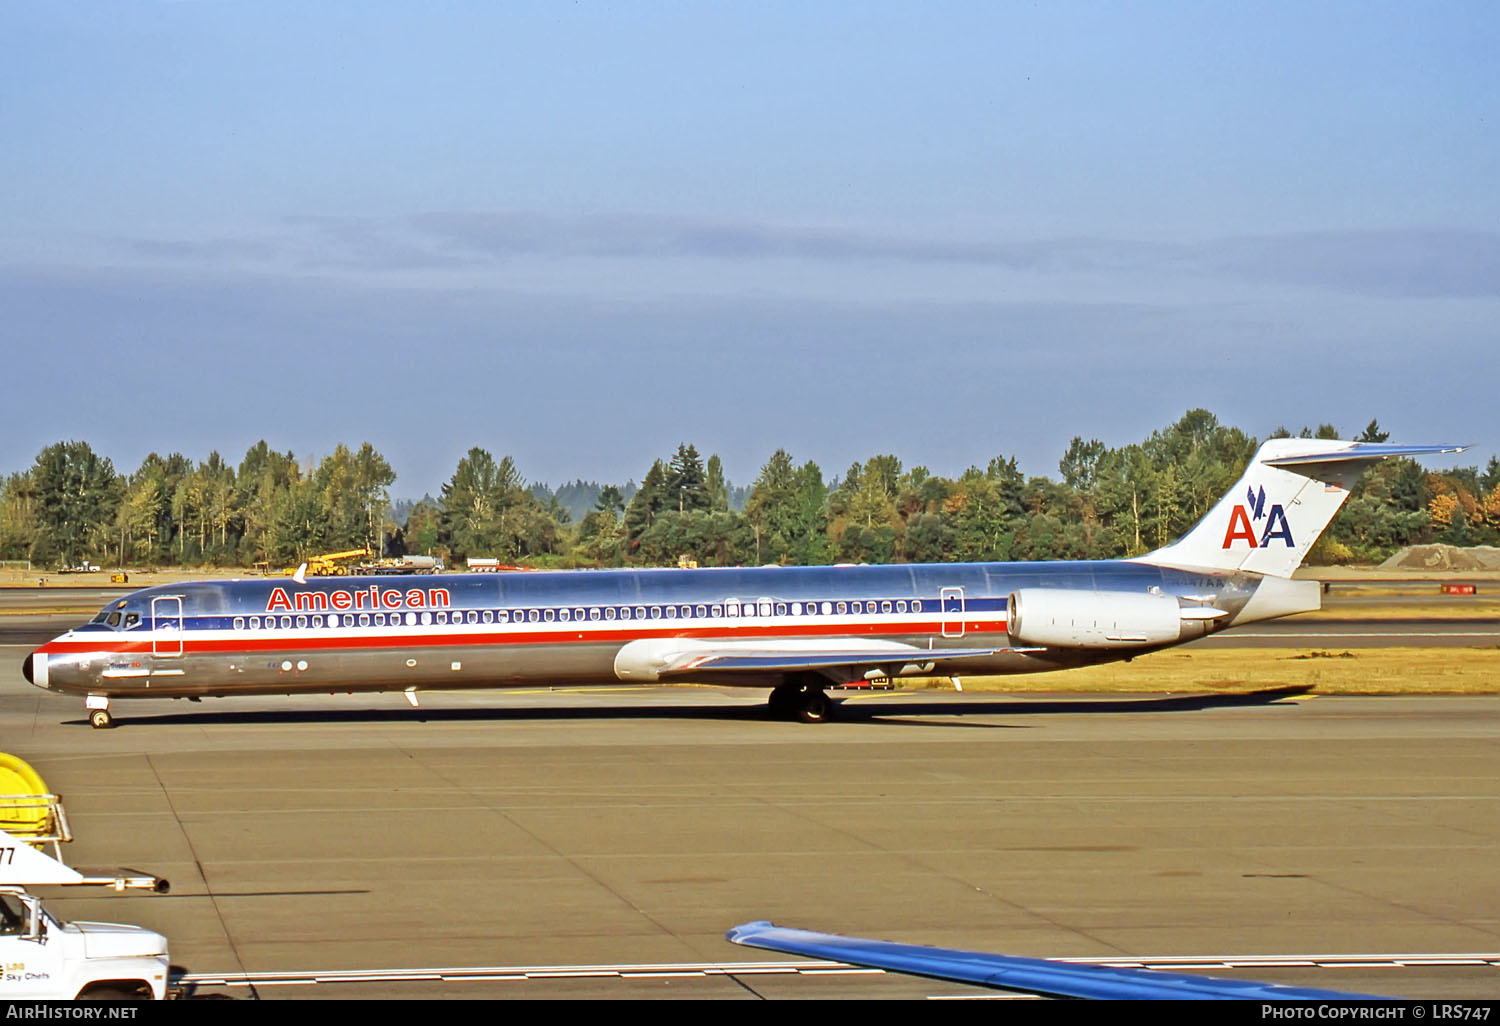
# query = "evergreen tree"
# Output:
<box><xmin>624</xmin><ymin>460</ymin><xmax>668</xmax><ymax>546</ymax></box>
<box><xmin>31</xmin><ymin>442</ymin><xmax>123</xmax><ymax>566</ymax></box>
<box><xmin>666</xmin><ymin>444</ymin><xmax>709</xmax><ymax>513</ymax></box>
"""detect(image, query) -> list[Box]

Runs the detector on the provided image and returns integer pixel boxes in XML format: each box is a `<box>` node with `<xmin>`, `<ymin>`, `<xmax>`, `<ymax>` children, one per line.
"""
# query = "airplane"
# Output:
<box><xmin>22</xmin><ymin>439</ymin><xmax>1466</xmax><ymax>728</ymax></box>
<box><xmin>725</xmin><ymin>921</ymin><xmax>1390</xmax><ymax>1000</ymax></box>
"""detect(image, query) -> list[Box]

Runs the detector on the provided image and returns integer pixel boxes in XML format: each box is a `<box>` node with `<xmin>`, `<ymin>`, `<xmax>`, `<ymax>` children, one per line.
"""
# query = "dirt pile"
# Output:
<box><xmin>1379</xmin><ymin>544</ymin><xmax>1500</xmax><ymax>571</ymax></box>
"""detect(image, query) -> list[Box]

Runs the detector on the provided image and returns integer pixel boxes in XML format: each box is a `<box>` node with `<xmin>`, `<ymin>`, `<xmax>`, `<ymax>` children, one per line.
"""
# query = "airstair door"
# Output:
<box><xmin>940</xmin><ymin>587</ymin><xmax>965</xmax><ymax>638</ymax></box>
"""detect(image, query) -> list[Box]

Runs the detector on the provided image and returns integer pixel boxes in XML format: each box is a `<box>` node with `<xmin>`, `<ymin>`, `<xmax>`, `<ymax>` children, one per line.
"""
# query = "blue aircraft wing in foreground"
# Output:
<box><xmin>725</xmin><ymin>921</ymin><xmax>1390</xmax><ymax>1000</ymax></box>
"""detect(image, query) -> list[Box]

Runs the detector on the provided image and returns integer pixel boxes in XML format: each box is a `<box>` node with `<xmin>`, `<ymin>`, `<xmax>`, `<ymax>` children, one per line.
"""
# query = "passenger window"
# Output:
<box><xmin>837</xmin><ymin>602</ymin><xmax>847</xmax><ymax>615</ymax></box>
<box><xmin>775</xmin><ymin>603</ymin><xmax>786</xmax><ymax>616</ymax></box>
<box><xmin>649</xmin><ymin>606</ymin><xmax>661</xmax><ymax>619</ymax></box>
<box><xmin>881</xmin><ymin>601</ymin><xmax>892</xmax><ymax>614</ymax></box>
<box><xmin>897</xmin><ymin>600</ymin><xmax>907</xmax><ymax>613</ymax></box>
<box><xmin>234</xmin><ymin>617</ymin><xmax>244</xmax><ymax>631</ymax></box>
<box><xmin>711</xmin><ymin>604</ymin><xmax>722</xmax><ymax>617</ymax></box>
<box><xmin>791</xmin><ymin>602</ymin><xmax>802</xmax><ymax>615</ymax></box>
<box><xmin>528</xmin><ymin>609</ymin><xmax>539</xmax><ymax>623</ymax></box>
<box><xmin>695</xmin><ymin>605</ymin><xmax>706</xmax><ymax>618</ymax></box>
<box><xmin>605</xmin><ymin>607</ymin><xmax>616</xmax><ymax>620</ymax></box>
<box><xmin>483</xmin><ymin>610</ymin><xmax>493</xmax><ymax>624</ymax></box>
<box><xmin>281</xmin><ymin>616</ymin><xmax>292</xmax><ymax>629</ymax></box>
<box><xmin>912</xmin><ymin>600</ymin><xmax>922</xmax><ymax>613</ymax></box>
<box><xmin>544</xmin><ymin>609</ymin><xmax>555</xmax><ymax>622</ymax></box>
<box><xmin>359</xmin><ymin>614</ymin><xmax>370</xmax><ymax>627</ymax></box>
<box><xmin>560</xmin><ymin>608</ymin><xmax>572</xmax><ymax>622</ymax></box>
<box><xmin>590</xmin><ymin>608</ymin><xmax>600</xmax><ymax>621</ymax></box>
<box><xmin>298</xmin><ymin>615</ymin><xmax>310</xmax><ymax>628</ymax></box>
<box><xmin>666</xmin><ymin>606</ymin><xmax>677</xmax><ymax>619</ymax></box>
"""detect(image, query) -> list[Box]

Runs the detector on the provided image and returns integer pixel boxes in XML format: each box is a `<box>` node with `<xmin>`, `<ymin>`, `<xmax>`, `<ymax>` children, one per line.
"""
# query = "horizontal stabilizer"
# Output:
<box><xmin>726</xmin><ymin>921</ymin><xmax>1387</xmax><ymax>1000</ymax></box>
<box><xmin>1263</xmin><ymin>443</ymin><xmax>1469</xmax><ymax>468</ymax></box>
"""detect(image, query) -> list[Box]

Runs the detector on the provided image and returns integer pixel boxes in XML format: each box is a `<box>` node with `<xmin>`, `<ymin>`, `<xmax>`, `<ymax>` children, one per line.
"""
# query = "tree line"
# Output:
<box><xmin>3</xmin><ymin>410</ymin><xmax>1496</xmax><ymax>571</ymax></box>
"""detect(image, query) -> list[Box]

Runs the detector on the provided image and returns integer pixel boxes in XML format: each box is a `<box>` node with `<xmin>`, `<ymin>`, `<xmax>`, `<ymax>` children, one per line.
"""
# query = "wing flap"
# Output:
<box><xmin>614</xmin><ymin>637</ymin><xmax>1024</xmax><ymax>682</ymax></box>
<box><xmin>663</xmin><ymin>647</ymin><xmax>1012</xmax><ymax>675</ymax></box>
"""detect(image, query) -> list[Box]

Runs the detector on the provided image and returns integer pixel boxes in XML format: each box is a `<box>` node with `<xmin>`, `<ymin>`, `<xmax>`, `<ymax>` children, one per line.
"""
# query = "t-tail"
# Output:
<box><xmin>1139</xmin><ymin>440</ymin><xmax>1468</xmax><ymax>578</ymax></box>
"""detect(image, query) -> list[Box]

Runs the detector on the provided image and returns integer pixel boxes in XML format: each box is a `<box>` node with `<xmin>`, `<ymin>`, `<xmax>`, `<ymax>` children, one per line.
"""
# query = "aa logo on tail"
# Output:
<box><xmin>1222</xmin><ymin>485</ymin><xmax>1295</xmax><ymax>549</ymax></box>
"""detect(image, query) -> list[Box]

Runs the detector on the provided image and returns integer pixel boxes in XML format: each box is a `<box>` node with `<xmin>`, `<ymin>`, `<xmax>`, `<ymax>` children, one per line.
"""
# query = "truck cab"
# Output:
<box><xmin>1</xmin><ymin>888</ymin><xmax>169</xmax><ymax>1000</ymax></box>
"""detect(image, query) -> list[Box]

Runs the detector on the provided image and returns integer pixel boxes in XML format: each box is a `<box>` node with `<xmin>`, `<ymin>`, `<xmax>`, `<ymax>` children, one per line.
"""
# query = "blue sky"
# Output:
<box><xmin>2</xmin><ymin>2</ymin><xmax>1496</xmax><ymax>495</ymax></box>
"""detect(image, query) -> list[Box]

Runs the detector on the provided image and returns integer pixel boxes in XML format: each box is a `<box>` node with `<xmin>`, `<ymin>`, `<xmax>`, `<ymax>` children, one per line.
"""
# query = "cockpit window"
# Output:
<box><xmin>89</xmin><ymin>600</ymin><xmax>136</xmax><ymax>630</ymax></box>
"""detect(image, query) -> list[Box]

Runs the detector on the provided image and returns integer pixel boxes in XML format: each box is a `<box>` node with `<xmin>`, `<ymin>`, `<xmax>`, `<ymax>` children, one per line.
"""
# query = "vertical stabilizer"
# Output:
<box><xmin>1138</xmin><ymin>440</ymin><xmax>1467</xmax><ymax>578</ymax></box>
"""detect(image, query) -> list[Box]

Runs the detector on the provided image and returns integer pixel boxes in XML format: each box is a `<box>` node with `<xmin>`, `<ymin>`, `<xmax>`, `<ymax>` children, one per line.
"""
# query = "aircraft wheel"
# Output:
<box><xmin>89</xmin><ymin>709</ymin><xmax>114</xmax><ymax>730</ymax></box>
<box><xmin>767</xmin><ymin>684</ymin><xmax>800</xmax><ymax>719</ymax></box>
<box><xmin>796</xmin><ymin>689</ymin><xmax>832</xmax><ymax>724</ymax></box>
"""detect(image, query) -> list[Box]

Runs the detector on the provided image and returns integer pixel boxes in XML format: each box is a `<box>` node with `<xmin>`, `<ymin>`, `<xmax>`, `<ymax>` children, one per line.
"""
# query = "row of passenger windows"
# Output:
<box><xmin>230</xmin><ymin>598</ymin><xmax>926</xmax><ymax>632</ymax></box>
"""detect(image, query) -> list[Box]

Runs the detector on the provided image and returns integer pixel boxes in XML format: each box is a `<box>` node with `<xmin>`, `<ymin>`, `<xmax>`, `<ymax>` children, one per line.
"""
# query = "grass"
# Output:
<box><xmin>1302</xmin><ymin>599</ymin><xmax>1500</xmax><ymax>620</ymax></box>
<box><xmin>906</xmin><ymin>646</ymin><xmax>1500</xmax><ymax>695</ymax></box>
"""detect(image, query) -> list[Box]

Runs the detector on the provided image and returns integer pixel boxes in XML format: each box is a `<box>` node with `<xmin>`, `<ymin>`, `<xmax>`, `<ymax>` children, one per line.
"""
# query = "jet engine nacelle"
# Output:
<box><xmin>1007</xmin><ymin>589</ymin><xmax>1183</xmax><ymax>649</ymax></box>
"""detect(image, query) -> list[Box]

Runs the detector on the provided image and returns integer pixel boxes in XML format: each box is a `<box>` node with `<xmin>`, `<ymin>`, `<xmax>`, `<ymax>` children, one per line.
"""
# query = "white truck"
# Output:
<box><xmin>2</xmin><ymin>757</ymin><xmax>172</xmax><ymax>1000</ymax></box>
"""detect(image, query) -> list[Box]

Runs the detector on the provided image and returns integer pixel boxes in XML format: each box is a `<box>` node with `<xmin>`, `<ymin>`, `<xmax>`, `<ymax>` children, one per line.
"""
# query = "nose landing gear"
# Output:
<box><xmin>85</xmin><ymin>696</ymin><xmax>114</xmax><ymax>729</ymax></box>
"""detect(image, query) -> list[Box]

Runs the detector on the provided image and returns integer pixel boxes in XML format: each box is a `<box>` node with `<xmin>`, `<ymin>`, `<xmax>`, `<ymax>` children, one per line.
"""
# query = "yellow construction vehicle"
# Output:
<box><xmin>261</xmin><ymin>549</ymin><xmax>373</xmax><ymax>577</ymax></box>
<box><xmin>301</xmin><ymin>548</ymin><xmax>372</xmax><ymax>576</ymax></box>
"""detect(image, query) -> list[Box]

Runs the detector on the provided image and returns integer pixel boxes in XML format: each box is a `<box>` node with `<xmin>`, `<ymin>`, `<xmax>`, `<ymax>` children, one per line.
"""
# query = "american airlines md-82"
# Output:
<box><xmin>23</xmin><ymin>439</ymin><xmax>1465</xmax><ymax>728</ymax></box>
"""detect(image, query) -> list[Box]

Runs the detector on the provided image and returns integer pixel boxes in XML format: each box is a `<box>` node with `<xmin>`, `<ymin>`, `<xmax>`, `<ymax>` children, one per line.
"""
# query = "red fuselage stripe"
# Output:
<box><xmin>39</xmin><ymin>618</ymin><xmax>1008</xmax><ymax>656</ymax></box>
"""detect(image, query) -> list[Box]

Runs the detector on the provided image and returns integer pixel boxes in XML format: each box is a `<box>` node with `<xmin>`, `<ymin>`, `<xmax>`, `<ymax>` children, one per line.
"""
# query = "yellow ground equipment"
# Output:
<box><xmin>303</xmin><ymin>548</ymin><xmax>372</xmax><ymax>575</ymax></box>
<box><xmin>0</xmin><ymin>753</ymin><xmax>71</xmax><ymax>858</ymax></box>
<box><xmin>264</xmin><ymin>549</ymin><xmax>373</xmax><ymax>576</ymax></box>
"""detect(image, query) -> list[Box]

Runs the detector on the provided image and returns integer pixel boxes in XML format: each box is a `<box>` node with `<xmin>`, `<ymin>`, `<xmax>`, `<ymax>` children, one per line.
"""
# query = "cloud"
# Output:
<box><xmin>101</xmin><ymin>213</ymin><xmax>1500</xmax><ymax>300</ymax></box>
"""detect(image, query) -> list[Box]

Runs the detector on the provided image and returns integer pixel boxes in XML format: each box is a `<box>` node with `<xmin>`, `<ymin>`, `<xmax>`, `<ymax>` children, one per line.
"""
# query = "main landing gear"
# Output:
<box><xmin>767</xmin><ymin>678</ymin><xmax>834</xmax><ymax>723</ymax></box>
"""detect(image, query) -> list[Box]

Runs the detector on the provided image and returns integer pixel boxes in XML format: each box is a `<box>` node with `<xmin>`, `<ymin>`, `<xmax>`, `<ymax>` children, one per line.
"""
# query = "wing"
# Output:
<box><xmin>725</xmin><ymin>922</ymin><xmax>1389</xmax><ymax>1000</ymax></box>
<box><xmin>613</xmin><ymin>637</ymin><xmax>1030</xmax><ymax>682</ymax></box>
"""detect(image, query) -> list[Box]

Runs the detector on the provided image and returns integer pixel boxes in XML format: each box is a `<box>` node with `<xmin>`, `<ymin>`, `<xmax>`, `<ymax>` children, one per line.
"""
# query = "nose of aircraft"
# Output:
<box><xmin>22</xmin><ymin>652</ymin><xmax>34</xmax><ymax>684</ymax></box>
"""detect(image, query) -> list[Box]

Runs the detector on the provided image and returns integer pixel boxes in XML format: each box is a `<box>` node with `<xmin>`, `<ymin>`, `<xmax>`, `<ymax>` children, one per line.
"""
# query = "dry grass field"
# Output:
<box><xmin>912</xmin><ymin>646</ymin><xmax>1499</xmax><ymax>695</ymax></box>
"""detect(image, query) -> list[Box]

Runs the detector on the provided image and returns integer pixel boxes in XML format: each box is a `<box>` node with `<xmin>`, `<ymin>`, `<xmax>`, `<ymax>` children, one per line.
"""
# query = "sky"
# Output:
<box><xmin>2</xmin><ymin>1</ymin><xmax>1496</xmax><ymax>497</ymax></box>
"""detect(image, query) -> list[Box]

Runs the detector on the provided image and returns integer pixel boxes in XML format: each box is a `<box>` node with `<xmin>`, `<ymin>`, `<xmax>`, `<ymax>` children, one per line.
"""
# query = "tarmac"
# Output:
<box><xmin>3</xmin><ymin>650</ymin><xmax>1499</xmax><ymax>1000</ymax></box>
